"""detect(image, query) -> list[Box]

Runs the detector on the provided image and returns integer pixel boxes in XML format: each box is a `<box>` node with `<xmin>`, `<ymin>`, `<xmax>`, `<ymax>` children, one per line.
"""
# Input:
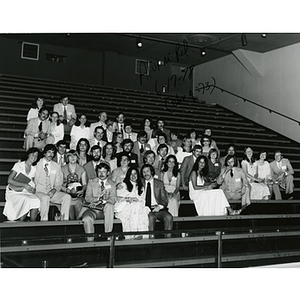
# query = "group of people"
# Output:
<box><xmin>3</xmin><ymin>95</ymin><xmax>295</xmax><ymax>240</ymax></box>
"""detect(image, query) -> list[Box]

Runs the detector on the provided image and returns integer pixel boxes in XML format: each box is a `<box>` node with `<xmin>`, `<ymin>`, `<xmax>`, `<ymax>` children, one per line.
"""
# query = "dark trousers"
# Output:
<box><xmin>148</xmin><ymin>209</ymin><xmax>173</xmax><ymax>231</ymax></box>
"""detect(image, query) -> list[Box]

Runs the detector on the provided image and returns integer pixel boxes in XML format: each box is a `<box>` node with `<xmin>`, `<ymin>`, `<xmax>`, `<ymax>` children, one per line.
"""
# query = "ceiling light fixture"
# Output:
<box><xmin>136</xmin><ymin>37</ymin><xmax>143</xmax><ymax>48</ymax></box>
<box><xmin>241</xmin><ymin>34</ymin><xmax>247</xmax><ymax>46</ymax></box>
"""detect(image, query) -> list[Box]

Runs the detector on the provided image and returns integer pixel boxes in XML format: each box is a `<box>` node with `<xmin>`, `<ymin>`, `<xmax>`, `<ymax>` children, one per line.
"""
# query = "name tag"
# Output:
<box><xmin>214</xmin><ymin>163</ymin><xmax>219</xmax><ymax>167</ymax></box>
<box><xmin>131</xmin><ymin>160</ymin><xmax>136</xmax><ymax>163</ymax></box>
<box><xmin>235</xmin><ymin>178</ymin><xmax>241</xmax><ymax>182</ymax></box>
<box><xmin>154</xmin><ymin>175</ymin><xmax>158</xmax><ymax>179</ymax></box>
<box><xmin>50</xmin><ymin>170</ymin><xmax>56</xmax><ymax>175</ymax></box>
<box><xmin>106</xmin><ymin>184</ymin><xmax>111</xmax><ymax>189</ymax></box>
<box><xmin>282</xmin><ymin>166</ymin><xmax>286</xmax><ymax>170</ymax></box>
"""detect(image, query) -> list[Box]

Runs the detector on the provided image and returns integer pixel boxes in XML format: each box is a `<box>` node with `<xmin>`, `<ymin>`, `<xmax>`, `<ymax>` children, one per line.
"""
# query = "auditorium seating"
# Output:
<box><xmin>1</xmin><ymin>73</ymin><xmax>300</xmax><ymax>267</ymax></box>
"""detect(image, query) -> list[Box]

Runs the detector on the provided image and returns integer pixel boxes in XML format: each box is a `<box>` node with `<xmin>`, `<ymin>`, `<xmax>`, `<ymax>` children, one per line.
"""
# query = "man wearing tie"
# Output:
<box><xmin>24</xmin><ymin>107</ymin><xmax>54</xmax><ymax>151</ymax></box>
<box><xmin>35</xmin><ymin>144</ymin><xmax>72</xmax><ymax>221</ymax></box>
<box><xmin>83</xmin><ymin>145</ymin><xmax>106</xmax><ymax>181</ymax></box>
<box><xmin>116</xmin><ymin>112</ymin><xmax>125</xmax><ymax>134</ymax></box>
<box><xmin>79</xmin><ymin>162</ymin><xmax>117</xmax><ymax>240</ymax></box>
<box><xmin>53</xmin><ymin>96</ymin><xmax>77</xmax><ymax>134</ymax></box>
<box><xmin>141</xmin><ymin>164</ymin><xmax>173</xmax><ymax>237</ymax></box>
<box><xmin>153</xmin><ymin>144</ymin><xmax>169</xmax><ymax>179</ymax></box>
<box><xmin>89</xmin><ymin>126</ymin><xmax>107</xmax><ymax>151</ymax></box>
<box><xmin>217</xmin><ymin>155</ymin><xmax>251</xmax><ymax>210</ymax></box>
<box><xmin>132</xmin><ymin>130</ymin><xmax>151</xmax><ymax>167</ymax></box>
<box><xmin>53</xmin><ymin>140</ymin><xmax>68</xmax><ymax>166</ymax></box>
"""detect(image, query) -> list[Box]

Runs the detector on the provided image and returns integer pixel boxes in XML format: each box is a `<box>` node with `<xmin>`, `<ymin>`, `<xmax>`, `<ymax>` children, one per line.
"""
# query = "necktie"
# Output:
<box><xmin>101</xmin><ymin>181</ymin><xmax>105</xmax><ymax>192</ymax></box>
<box><xmin>38</xmin><ymin>121</ymin><xmax>43</xmax><ymax>132</ymax></box>
<box><xmin>230</xmin><ymin>169</ymin><xmax>233</xmax><ymax>177</ymax></box>
<box><xmin>59</xmin><ymin>155</ymin><xmax>63</xmax><ymax>166</ymax></box>
<box><xmin>145</xmin><ymin>182</ymin><xmax>151</xmax><ymax>208</ymax></box>
<box><xmin>140</xmin><ymin>145</ymin><xmax>144</xmax><ymax>154</ymax></box>
<box><xmin>128</xmin><ymin>133</ymin><xmax>131</xmax><ymax>139</ymax></box>
<box><xmin>98</xmin><ymin>141</ymin><xmax>100</xmax><ymax>147</ymax></box>
<box><xmin>120</xmin><ymin>124</ymin><xmax>123</xmax><ymax>132</ymax></box>
<box><xmin>63</xmin><ymin>106</ymin><xmax>67</xmax><ymax>119</ymax></box>
<box><xmin>44</xmin><ymin>163</ymin><xmax>49</xmax><ymax>176</ymax></box>
<box><xmin>160</xmin><ymin>158</ymin><xmax>165</xmax><ymax>171</ymax></box>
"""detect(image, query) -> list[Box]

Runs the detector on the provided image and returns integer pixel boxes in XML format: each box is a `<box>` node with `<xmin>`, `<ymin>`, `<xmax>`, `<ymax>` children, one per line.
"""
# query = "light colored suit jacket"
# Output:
<box><xmin>53</xmin><ymin>103</ymin><xmax>76</xmax><ymax>121</ymax></box>
<box><xmin>218</xmin><ymin>167</ymin><xmax>248</xmax><ymax>194</ymax></box>
<box><xmin>85</xmin><ymin>178</ymin><xmax>117</xmax><ymax>205</ymax></box>
<box><xmin>270</xmin><ymin>158</ymin><xmax>294</xmax><ymax>181</ymax></box>
<box><xmin>35</xmin><ymin>159</ymin><xmax>63</xmax><ymax>192</ymax></box>
<box><xmin>25</xmin><ymin>117</ymin><xmax>52</xmax><ymax>137</ymax></box>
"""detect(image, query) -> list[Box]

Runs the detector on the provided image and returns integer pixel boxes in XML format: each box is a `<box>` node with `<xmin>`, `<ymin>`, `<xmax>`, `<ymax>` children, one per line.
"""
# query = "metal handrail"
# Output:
<box><xmin>195</xmin><ymin>84</ymin><xmax>300</xmax><ymax>126</ymax></box>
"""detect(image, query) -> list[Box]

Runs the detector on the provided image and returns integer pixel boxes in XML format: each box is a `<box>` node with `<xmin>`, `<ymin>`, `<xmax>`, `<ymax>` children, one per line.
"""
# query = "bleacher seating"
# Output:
<box><xmin>1</xmin><ymin>73</ymin><xmax>300</xmax><ymax>267</ymax></box>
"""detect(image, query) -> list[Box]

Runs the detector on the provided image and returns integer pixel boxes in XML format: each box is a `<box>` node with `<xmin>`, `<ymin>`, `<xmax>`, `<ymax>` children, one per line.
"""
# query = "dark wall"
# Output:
<box><xmin>0</xmin><ymin>36</ymin><xmax>192</xmax><ymax>95</ymax></box>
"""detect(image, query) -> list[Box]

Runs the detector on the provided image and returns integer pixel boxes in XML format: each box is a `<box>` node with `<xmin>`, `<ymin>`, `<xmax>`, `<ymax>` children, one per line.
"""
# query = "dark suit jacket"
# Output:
<box><xmin>142</xmin><ymin>178</ymin><xmax>168</xmax><ymax>208</ymax></box>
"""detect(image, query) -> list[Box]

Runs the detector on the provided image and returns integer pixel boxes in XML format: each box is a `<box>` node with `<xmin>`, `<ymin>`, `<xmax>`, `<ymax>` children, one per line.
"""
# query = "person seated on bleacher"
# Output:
<box><xmin>207</xmin><ymin>148</ymin><xmax>222</xmax><ymax>184</ymax></box>
<box><xmin>189</xmin><ymin>155</ymin><xmax>239</xmax><ymax>216</ymax></box>
<box><xmin>53</xmin><ymin>95</ymin><xmax>77</xmax><ymax>134</ymax></box>
<box><xmin>180</xmin><ymin>144</ymin><xmax>202</xmax><ymax>191</ymax></box>
<box><xmin>200</xmin><ymin>134</ymin><xmax>213</xmax><ymax>157</ymax></box>
<box><xmin>76</xmin><ymin>138</ymin><xmax>91</xmax><ymax>166</ymax></box>
<box><xmin>152</xmin><ymin>131</ymin><xmax>174</xmax><ymax>155</ymax></box>
<box><xmin>114</xmin><ymin>167</ymin><xmax>150</xmax><ymax>239</ymax></box>
<box><xmin>241</xmin><ymin>147</ymin><xmax>270</xmax><ymax>200</ymax></box>
<box><xmin>132</xmin><ymin>130</ymin><xmax>151</xmax><ymax>168</ymax></box>
<box><xmin>34</xmin><ymin>144</ymin><xmax>71</xmax><ymax>221</ymax></box>
<box><xmin>217</xmin><ymin>155</ymin><xmax>251</xmax><ymax>211</ymax></box>
<box><xmin>142</xmin><ymin>117</ymin><xmax>154</xmax><ymax>141</ymax></box>
<box><xmin>78</xmin><ymin>162</ymin><xmax>117</xmax><ymax>241</ymax></box>
<box><xmin>83</xmin><ymin>145</ymin><xmax>105</xmax><ymax>181</ymax></box>
<box><xmin>270</xmin><ymin>150</ymin><xmax>294</xmax><ymax>200</ymax></box>
<box><xmin>256</xmin><ymin>150</ymin><xmax>273</xmax><ymax>198</ymax></box>
<box><xmin>111</xmin><ymin>153</ymin><xmax>131</xmax><ymax>185</ymax></box>
<box><xmin>123</xmin><ymin>122</ymin><xmax>137</xmax><ymax>142</ymax></box>
<box><xmin>156</xmin><ymin>117</ymin><xmax>171</xmax><ymax>142</ymax></box>
<box><xmin>69</xmin><ymin>114</ymin><xmax>90</xmax><ymax>150</ymax></box>
<box><xmin>24</xmin><ymin>106</ymin><xmax>55</xmax><ymax>151</ymax></box>
<box><xmin>153</xmin><ymin>143</ymin><xmax>170</xmax><ymax>178</ymax></box>
<box><xmin>112</xmin><ymin>131</ymin><xmax>124</xmax><ymax>154</ymax></box>
<box><xmin>116</xmin><ymin>139</ymin><xmax>138</xmax><ymax>169</ymax></box>
<box><xmin>26</xmin><ymin>96</ymin><xmax>45</xmax><ymax>122</ymax></box>
<box><xmin>161</xmin><ymin>155</ymin><xmax>181</xmax><ymax>217</ymax></box>
<box><xmin>116</xmin><ymin>112</ymin><xmax>126</xmax><ymax>134</ymax></box>
<box><xmin>202</xmin><ymin>127</ymin><xmax>219</xmax><ymax>155</ymax></box>
<box><xmin>105</xmin><ymin>119</ymin><xmax>118</xmax><ymax>142</ymax></box>
<box><xmin>50</xmin><ymin>111</ymin><xmax>64</xmax><ymax>145</ymax></box>
<box><xmin>89</xmin><ymin>126</ymin><xmax>107</xmax><ymax>151</ymax></box>
<box><xmin>61</xmin><ymin>150</ymin><xmax>87</xmax><ymax>220</ymax></box>
<box><xmin>102</xmin><ymin>142</ymin><xmax>118</xmax><ymax>172</ymax></box>
<box><xmin>187</xmin><ymin>129</ymin><xmax>201</xmax><ymax>149</ymax></box>
<box><xmin>168</xmin><ymin>130</ymin><xmax>182</xmax><ymax>148</ymax></box>
<box><xmin>53</xmin><ymin>140</ymin><xmax>68</xmax><ymax>167</ymax></box>
<box><xmin>3</xmin><ymin>147</ymin><xmax>40</xmax><ymax>221</ymax></box>
<box><xmin>175</xmin><ymin>137</ymin><xmax>193</xmax><ymax>169</ymax></box>
<box><xmin>219</xmin><ymin>143</ymin><xmax>241</xmax><ymax>168</ymax></box>
<box><xmin>89</xmin><ymin>111</ymin><xmax>108</xmax><ymax>140</ymax></box>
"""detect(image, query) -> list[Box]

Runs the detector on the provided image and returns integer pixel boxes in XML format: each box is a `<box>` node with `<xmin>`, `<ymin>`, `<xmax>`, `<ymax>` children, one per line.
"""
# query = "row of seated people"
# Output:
<box><xmin>3</xmin><ymin>138</ymin><xmax>294</xmax><ymax>239</ymax></box>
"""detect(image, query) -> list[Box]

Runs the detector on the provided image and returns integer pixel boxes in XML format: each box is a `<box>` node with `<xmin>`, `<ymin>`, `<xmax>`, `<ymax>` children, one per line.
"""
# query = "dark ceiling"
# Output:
<box><xmin>3</xmin><ymin>33</ymin><xmax>300</xmax><ymax>66</ymax></box>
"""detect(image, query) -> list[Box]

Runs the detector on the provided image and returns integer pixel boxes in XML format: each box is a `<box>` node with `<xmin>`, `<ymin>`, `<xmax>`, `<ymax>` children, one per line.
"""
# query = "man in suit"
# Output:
<box><xmin>217</xmin><ymin>155</ymin><xmax>251</xmax><ymax>210</ymax></box>
<box><xmin>89</xmin><ymin>126</ymin><xmax>107</xmax><ymax>152</ymax></box>
<box><xmin>180</xmin><ymin>145</ymin><xmax>202</xmax><ymax>190</ymax></box>
<box><xmin>105</xmin><ymin>119</ymin><xmax>117</xmax><ymax>142</ymax></box>
<box><xmin>53</xmin><ymin>96</ymin><xmax>76</xmax><ymax>134</ymax></box>
<box><xmin>220</xmin><ymin>144</ymin><xmax>240</xmax><ymax>168</ymax></box>
<box><xmin>153</xmin><ymin>143</ymin><xmax>169</xmax><ymax>179</ymax></box>
<box><xmin>123</xmin><ymin>122</ymin><xmax>137</xmax><ymax>142</ymax></box>
<box><xmin>116</xmin><ymin>112</ymin><xmax>125</xmax><ymax>134</ymax></box>
<box><xmin>132</xmin><ymin>130</ymin><xmax>151</xmax><ymax>167</ymax></box>
<box><xmin>141</xmin><ymin>164</ymin><xmax>173</xmax><ymax>237</ymax></box>
<box><xmin>80</xmin><ymin>163</ymin><xmax>117</xmax><ymax>240</ymax></box>
<box><xmin>52</xmin><ymin>140</ymin><xmax>68</xmax><ymax>166</ymax></box>
<box><xmin>152</xmin><ymin>131</ymin><xmax>174</xmax><ymax>155</ymax></box>
<box><xmin>156</xmin><ymin>118</ymin><xmax>170</xmax><ymax>142</ymax></box>
<box><xmin>270</xmin><ymin>150</ymin><xmax>294</xmax><ymax>200</ymax></box>
<box><xmin>116</xmin><ymin>138</ymin><xmax>138</xmax><ymax>168</ymax></box>
<box><xmin>89</xmin><ymin>111</ymin><xmax>107</xmax><ymax>140</ymax></box>
<box><xmin>35</xmin><ymin>144</ymin><xmax>72</xmax><ymax>221</ymax></box>
<box><xmin>24</xmin><ymin>107</ymin><xmax>55</xmax><ymax>151</ymax></box>
<box><xmin>84</xmin><ymin>145</ymin><xmax>106</xmax><ymax>181</ymax></box>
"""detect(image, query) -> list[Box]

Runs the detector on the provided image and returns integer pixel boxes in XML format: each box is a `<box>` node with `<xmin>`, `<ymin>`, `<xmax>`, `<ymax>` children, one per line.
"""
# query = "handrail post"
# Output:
<box><xmin>215</xmin><ymin>231</ymin><xmax>223</xmax><ymax>268</ymax></box>
<box><xmin>108</xmin><ymin>234</ymin><xmax>116</xmax><ymax>268</ymax></box>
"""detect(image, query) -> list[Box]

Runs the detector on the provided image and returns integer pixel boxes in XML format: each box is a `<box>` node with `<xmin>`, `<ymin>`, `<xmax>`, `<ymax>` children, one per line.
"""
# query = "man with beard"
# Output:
<box><xmin>116</xmin><ymin>138</ymin><xmax>139</xmax><ymax>169</ymax></box>
<box><xmin>132</xmin><ymin>130</ymin><xmax>151</xmax><ymax>167</ymax></box>
<box><xmin>83</xmin><ymin>145</ymin><xmax>106</xmax><ymax>180</ymax></box>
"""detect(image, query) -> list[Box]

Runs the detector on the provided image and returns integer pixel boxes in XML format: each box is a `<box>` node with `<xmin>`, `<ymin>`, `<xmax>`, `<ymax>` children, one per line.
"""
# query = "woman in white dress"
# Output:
<box><xmin>26</xmin><ymin>97</ymin><xmax>44</xmax><ymax>122</ymax></box>
<box><xmin>102</xmin><ymin>142</ymin><xmax>118</xmax><ymax>172</ymax></box>
<box><xmin>241</xmin><ymin>147</ymin><xmax>270</xmax><ymax>200</ymax></box>
<box><xmin>69</xmin><ymin>114</ymin><xmax>90</xmax><ymax>150</ymax></box>
<box><xmin>161</xmin><ymin>155</ymin><xmax>181</xmax><ymax>217</ymax></box>
<box><xmin>255</xmin><ymin>150</ymin><xmax>272</xmax><ymax>198</ymax></box>
<box><xmin>114</xmin><ymin>167</ymin><xmax>150</xmax><ymax>239</ymax></box>
<box><xmin>50</xmin><ymin>111</ymin><xmax>64</xmax><ymax>144</ymax></box>
<box><xmin>4</xmin><ymin>148</ymin><xmax>40</xmax><ymax>221</ymax></box>
<box><xmin>189</xmin><ymin>155</ymin><xmax>237</xmax><ymax>216</ymax></box>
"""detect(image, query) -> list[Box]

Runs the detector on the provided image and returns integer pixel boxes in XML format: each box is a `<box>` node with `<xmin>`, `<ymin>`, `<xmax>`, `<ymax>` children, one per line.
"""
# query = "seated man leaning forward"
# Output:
<box><xmin>78</xmin><ymin>162</ymin><xmax>117</xmax><ymax>241</ymax></box>
<box><xmin>141</xmin><ymin>164</ymin><xmax>173</xmax><ymax>237</ymax></box>
<box><xmin>35</xmin><ymin>144</ymin><xmax>72</xmax><ymax>221</ymax></box>
<box><xmin>217</xmin><ymin>154</ymin><xmax>251</xmax><ymax>211</ymax></box>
